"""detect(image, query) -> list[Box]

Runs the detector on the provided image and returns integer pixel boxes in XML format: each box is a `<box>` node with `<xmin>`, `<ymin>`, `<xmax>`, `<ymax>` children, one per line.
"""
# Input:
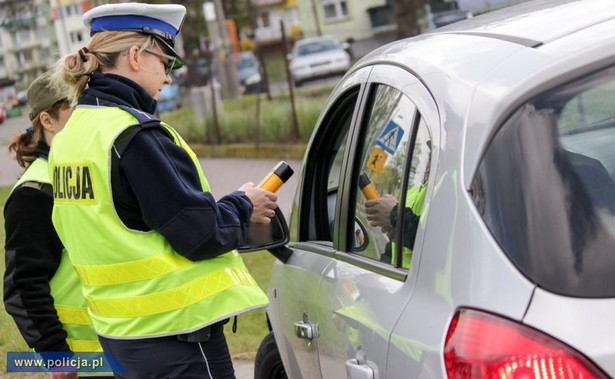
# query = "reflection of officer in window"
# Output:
<box><xmin>365</xmin><ymin>143</ymin><xmax>431</xmax><ymax>264</ymax></box>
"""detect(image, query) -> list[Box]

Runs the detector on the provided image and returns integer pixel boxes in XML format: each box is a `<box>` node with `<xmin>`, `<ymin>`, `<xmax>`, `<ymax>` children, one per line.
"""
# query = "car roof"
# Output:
<box><xmin>431</xmin><ymin>0</ymin><xmax>615</xmax><ymax>46</ymax></box>
<box><xmin>350</xmin><ymin>0</ymin><xmax>615</xmax><ymax>190</ymax></box>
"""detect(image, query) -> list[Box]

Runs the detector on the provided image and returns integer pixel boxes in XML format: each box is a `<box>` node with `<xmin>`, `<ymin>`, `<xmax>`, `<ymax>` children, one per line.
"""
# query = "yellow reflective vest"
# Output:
<box><xmin>11</xmin><ymin>158</ymin><xmax>102</xmax><ymax>351</ymax></box>
<box><xmin>49</xmin><ymin>105</ymin><xmax>268</xmax><ymax>338</ymax></box>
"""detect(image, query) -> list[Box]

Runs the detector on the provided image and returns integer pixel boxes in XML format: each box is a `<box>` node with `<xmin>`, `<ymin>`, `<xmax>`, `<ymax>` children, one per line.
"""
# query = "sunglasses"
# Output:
<box><xmin>143</xmin><ymin>48</ymin><xmax>177</xmax><ymax>76</ymax></box>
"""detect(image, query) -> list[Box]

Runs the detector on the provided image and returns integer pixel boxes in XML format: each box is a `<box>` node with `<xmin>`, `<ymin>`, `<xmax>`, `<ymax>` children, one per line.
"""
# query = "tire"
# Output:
<box><xmin>254</xmin><ymin>331</ymin><xmax>287</xmax><ymax>379</ymax></box>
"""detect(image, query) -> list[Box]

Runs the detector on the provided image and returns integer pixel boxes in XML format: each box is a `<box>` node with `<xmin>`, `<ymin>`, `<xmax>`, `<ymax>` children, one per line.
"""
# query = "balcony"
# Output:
<box><xmin>1</xmin><ymin>17</ymin><xmax>36</xmax><ymax>30</ymax></box>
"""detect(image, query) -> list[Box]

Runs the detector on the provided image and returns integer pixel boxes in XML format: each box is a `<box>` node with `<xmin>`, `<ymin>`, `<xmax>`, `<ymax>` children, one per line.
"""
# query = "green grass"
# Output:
<box><xmin>263</xmin><ymin>53</ymin><xmax>287</xmax><ymax>85</ymax></box>
<box><xmin>161</xmin><ymin>87</ymin><xmax>331</xmax><ymax>144</ymax></box>
<box><xmin>0</xmin><ymin>185</ymin><xmax>276</xmax><ymax>374</ymax></box>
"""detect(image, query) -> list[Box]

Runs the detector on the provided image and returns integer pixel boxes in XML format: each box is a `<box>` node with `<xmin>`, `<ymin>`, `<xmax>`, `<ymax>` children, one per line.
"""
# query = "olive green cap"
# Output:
<box><xmin>27</xmin><ymin>71</ymin><xmax>70</xmax><ymax>121</ymax></box>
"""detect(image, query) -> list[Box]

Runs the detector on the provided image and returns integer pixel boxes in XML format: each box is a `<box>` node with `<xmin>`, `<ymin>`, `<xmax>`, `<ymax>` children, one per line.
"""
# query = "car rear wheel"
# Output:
<box><xmin>254</xmin><ymin>331</ymin><xmax>287</xmax><ymax>379</ymax></box>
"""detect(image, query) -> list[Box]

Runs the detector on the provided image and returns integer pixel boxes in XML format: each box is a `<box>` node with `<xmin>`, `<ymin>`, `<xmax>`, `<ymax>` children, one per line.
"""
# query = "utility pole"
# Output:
<box><xmin>310</xmin><ymin>0</ymin><xmax>322</xmax><ymax>36</ymax></box>
<box><xmin>281</xmin><ymin>20</ymin><xmax>300</xmax><ymax>140</ymax></box>
<box><xmin>204</xmin><ymin>0</ymin><xmax>241</xmax><ymax>100</ymax></box>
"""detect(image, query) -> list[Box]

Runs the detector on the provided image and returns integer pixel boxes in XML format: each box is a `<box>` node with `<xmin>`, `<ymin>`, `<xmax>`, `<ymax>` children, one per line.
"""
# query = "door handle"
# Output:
<box><xmin>346</xmin><ymin>349</ymin><xmax>376</xmax><ymax>379</ymax></box>
<box><xmin>294</xmin><ymin>312</ymin><xmax>319</xmax><ymax>340</ymax></box>
<box><xmin>345</xmin><ymin>359</ymin><xmax>374</xmax><ymax>379</ymax></box>
<box><xmin>294</xmin><ymin>321</ymin><xmax>319</xmax><ymax>339</ymax></box>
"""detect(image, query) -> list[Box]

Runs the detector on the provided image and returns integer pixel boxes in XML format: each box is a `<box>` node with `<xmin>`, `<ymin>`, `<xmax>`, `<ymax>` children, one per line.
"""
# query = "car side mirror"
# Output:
<box><xmin>238</xmin><ymin>207</ymin><xmax>292</xmax><ymax>262</ymax></box>
<box><xmin>341</xmin><ymin>42</ymin><xmax>350</xmax><ymax>50</ymax></box>
<box><xmin>286</xmin><ymin>53</ymin><xmax>294</xmax><ymax>61</ymax></box>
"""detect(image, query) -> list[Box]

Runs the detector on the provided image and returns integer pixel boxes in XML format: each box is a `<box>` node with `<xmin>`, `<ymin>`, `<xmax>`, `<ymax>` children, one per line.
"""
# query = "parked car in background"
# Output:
<box><xmin>432</xmin><ymin>9</ymin><xmax>473</xmax><ymax>28</ymax></box>
<box><xmin>288</xmin><ymin>36</ymin><xmax>351</xmax><ymax>87</ymax></box>
<box><xmin>249</xmin><ymin>0</ymin><xmax>615</xmax><ymax>377</ymax></box>
<box><xmin>156</xmin><ymin>83</ymin><xmax>180</xmax><ymax>114</ymax></box>
<box><xmin>236</xmin><ymin>50</ymin><xmax>263</xmax><ymax>94</ymax></box>
<box><xmin>16</xmin><ymin>90</ymin><xmax>28</xmax><ymax>107</ymax></box>
<box><xmin>0</xmin><ymin>105</ymin><xmax>6</xmax><ymax>123</ymax></box>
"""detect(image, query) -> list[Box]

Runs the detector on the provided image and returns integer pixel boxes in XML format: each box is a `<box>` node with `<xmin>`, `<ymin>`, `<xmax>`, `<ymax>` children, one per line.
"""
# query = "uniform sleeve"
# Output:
<box><xmin>118</xmin><ymin>128</ymin><xmax>253</xmax><ymax>261</ymax></box>
<box><xmin>3</xmin><ymin>187</ymin><xmax>70</xmax><ymax>352</ymax></box>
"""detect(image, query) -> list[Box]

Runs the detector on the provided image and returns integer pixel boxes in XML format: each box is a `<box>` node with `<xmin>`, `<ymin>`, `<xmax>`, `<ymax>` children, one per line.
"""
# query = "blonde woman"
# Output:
<box><xmin>50</xmin><ymin>3</ymin><xmax>277</xmax><ymax>378</ymax></box>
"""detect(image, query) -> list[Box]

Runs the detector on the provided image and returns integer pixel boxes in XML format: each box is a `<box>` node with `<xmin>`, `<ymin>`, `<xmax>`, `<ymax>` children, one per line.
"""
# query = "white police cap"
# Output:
<box><xmin>83</xmin><ymin>2</ymin><xmax>186</xmax><ymax>68</ymax></box>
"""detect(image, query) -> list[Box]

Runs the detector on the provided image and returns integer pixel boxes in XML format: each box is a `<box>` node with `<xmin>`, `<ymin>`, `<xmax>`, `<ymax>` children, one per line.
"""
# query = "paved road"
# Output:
<box><xmin>1</xmin><ymin>113</ymin><xmax>301</xmax><ymax>379</ymax></box>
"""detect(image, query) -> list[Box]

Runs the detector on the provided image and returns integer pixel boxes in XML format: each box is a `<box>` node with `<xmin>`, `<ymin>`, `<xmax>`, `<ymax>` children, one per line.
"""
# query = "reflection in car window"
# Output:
<box><xmin>352</xmin><ymin>85</ymin><xmax>417</xmax><ymax>266</ymax></box>
<box><xmin>472</xmin><ymin>65</ymin><xmax>615</xmax><ymax>297</ymax></box>
<box><xmin>397</xmin><ymin>120</ymin><xmax>431</xmax><ymax>269</ymax></box>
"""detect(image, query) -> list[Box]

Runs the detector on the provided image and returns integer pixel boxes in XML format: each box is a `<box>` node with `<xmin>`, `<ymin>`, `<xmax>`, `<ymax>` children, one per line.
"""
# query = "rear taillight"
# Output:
<box><xmin>444</xmin><ymin>309</ymin><xmax>606</xmax><ymax>379</ymax></box>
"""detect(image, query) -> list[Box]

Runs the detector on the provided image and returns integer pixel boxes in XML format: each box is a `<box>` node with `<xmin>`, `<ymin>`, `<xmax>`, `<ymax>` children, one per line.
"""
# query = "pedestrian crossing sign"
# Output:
<box><xmin>366</xmin><ymin>147</ymin><xmax>388</xmax><ymax>173</ymax></box>
<box><xmin>376</xmin><ymin>121</ymin><xmax>404</xmax><ymax>155</ymax></box>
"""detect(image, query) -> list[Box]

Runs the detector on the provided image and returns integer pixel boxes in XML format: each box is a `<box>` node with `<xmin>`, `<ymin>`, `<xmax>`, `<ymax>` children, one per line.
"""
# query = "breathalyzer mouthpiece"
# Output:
<box><xmin>259</xmin><ymin>161</ymin><xmax>294</xmax><ymax>193</ymax></box>
<box><xmin>359</xmin><ymin>172</ymin><xmax>379</xmax><ymax>200</ymax></box>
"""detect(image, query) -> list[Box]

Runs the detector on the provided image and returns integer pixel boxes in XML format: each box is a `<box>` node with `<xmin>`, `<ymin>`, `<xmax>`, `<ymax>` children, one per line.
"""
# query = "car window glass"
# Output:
<box><xmin>472</xmin><ymin>64</ymin><xmax>615</xmax><ymax>297</ymax></box>
<box><xmin>302</xmin><ymin>89</ymin><xmax>358</xmax><ymax>244</ymax></box>
<box><xmin>327</xmin><ymin>129</ymin><xmax>351</xmax><ymax>238</ymax></box>
<box><xmin>397</xmin><ymin>119</ymin><xmax>431</xmax><ymax>269</ymax></box>
<box><xmin>352</xmin><ymin>84</ymin><xmax>417</xmax><ymax>264</ymax></box>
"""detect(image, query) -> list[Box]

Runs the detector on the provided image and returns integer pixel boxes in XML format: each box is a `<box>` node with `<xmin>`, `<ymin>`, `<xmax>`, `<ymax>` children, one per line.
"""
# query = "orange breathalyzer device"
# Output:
<box><xmin>258</xmin><ymin>161</ymin><xmax>294</xmax><ymax>193</ymax></box>
<box><xmin>359</xmin><ymin>172</ymin><xmax>380</xmax><ymax>200</ymax></box>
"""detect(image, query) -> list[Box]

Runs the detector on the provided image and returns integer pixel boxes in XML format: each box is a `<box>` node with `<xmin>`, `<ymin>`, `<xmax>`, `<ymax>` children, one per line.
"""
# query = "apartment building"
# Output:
<box><xmin>0</xmin><ymin>0</ymin><xmax>120</xmax><ymax>95</ymax></box>
<box><xmin>298</xmin><ymin>0</ymin><xmax>395</xmax><ymax>42</ymax></box>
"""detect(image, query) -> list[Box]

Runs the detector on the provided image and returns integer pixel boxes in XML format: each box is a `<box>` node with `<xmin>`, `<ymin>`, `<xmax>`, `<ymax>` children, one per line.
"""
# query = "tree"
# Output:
<box><xmin>393</xmin><ymin>0</ymin><xmax>426</xmax><ymax>38</ymax></box>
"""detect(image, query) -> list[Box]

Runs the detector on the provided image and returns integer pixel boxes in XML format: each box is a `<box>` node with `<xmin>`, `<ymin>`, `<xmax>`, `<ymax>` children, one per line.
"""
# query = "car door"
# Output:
<box><xmin>267</xmin><ymin>67</ymin><xmax>371</xmax><ymax>379</ymax></box>
<box><xmin>312</xmin><ymin>65</ymin><xmax>440</xmax><ymax>379</ymax></box>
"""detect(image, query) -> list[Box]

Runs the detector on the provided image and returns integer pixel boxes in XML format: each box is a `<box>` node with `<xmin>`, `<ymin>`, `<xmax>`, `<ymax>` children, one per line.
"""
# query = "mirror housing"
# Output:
<box><xmin>286</xmin><ymin>53</ymin><xmax>294</xmax><ymax>61</ymax></box>
<box><xmin>238</xmin><ymin>207</ymin><xmax>292</xmax><ymax>262</ymax></box>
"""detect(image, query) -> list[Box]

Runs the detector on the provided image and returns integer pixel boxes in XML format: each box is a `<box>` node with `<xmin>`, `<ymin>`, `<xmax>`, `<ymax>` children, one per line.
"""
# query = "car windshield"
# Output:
<box><xmin>237</xmin><ymin>55</ymin><xmax>256</xmax><ymax>70</ymax></box>
<box><xmin>472</xmin><ymin>64</ymin><xmax>615</xmax><ymax>297</ymax></box>
<box><xmin>296</xmin><ymin>39</ymin><xmax>338</xmax><ymax>56</ymax></box>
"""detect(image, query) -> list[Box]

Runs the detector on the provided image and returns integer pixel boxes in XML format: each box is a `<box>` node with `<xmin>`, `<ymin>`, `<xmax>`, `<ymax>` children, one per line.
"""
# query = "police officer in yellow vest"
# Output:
<box><xmin>4</xmin><ymin>71</ymin><xmax>103</xmax><ymax>379</ymax></box>
<box><xmin>49</xmin><ymin>3</ymin><xmax>276</xmax><ymax>378</ymax></box>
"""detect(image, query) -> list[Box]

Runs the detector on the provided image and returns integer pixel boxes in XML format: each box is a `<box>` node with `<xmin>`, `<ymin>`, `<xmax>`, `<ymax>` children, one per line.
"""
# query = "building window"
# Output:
<box><xmin>321</xmin><ymin>0</ymin><xmax>349</xmax><ymax>22</ymax></box>
<box><xmin>40</xmin><ymin>47</ymin><xmax>50</xmax><ymax>59</ymax></box>
<box><xmin>69</xmin><ymin>31</ymin><xmax>83</xmax><ymax>44</ymax></box>
<box><xmin>261</xmin><ymin>11</ymin><xmax>270</xmax><ymax>28</ymax></box>
<box><xmin>17</xmin><ymin>29</ymin><xmax>31</xmax><ymax>43</ymax></box>
<box><xmin>36</xmin><ymin>27</ymin><xmax>46</xmax><ymax>39</ymax></box>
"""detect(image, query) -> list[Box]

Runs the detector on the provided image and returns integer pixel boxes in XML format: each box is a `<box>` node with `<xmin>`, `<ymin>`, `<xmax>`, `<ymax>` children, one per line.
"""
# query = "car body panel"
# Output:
<box><xmin>524</xmin><ymin>288</ymin><xmax>615</xmax><ymax>375</ymax></box>
<box><xmin>268</xmin><ymin>247</ymin><xmax>335</xmax><ymax>378</ymax></box>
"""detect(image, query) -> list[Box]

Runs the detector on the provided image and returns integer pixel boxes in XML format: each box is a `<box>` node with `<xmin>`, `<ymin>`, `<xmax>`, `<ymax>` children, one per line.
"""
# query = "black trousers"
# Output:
<box><xmin>98</xmin><ymin>323</ymin><xmax>235</xmax><ymax>379</ymax></box>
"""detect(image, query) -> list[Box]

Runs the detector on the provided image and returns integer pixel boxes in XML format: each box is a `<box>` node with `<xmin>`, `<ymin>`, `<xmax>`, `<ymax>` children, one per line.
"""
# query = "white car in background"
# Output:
<box><xmin>288</xmin><ymin>36</ymin><xmax>351</xmax><ymax>87</ymax></box>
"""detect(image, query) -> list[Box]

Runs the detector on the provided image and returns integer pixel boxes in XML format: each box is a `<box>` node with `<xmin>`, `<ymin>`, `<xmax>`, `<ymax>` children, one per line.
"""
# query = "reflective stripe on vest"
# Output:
<box><xmin>50</xmin><ymin>105</ymin><xmax>268</xmax><ymax>338</ymax></box>
<box><xmin>11</xmin><ymin>158</ymin><xmax>102</xmax><ymax>352</ymax></box>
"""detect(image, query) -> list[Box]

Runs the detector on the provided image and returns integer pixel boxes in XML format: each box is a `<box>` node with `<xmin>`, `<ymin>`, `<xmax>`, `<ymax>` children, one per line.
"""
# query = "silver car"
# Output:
<box><xmin>288</xmin><ymin>36</ymin><xmax>351</xmax><ymax>87</ymax></box>
<box><xmin>247</xmin><ymin>0</ymin><xmax>615</xmax><ymax>377</ymax></box>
